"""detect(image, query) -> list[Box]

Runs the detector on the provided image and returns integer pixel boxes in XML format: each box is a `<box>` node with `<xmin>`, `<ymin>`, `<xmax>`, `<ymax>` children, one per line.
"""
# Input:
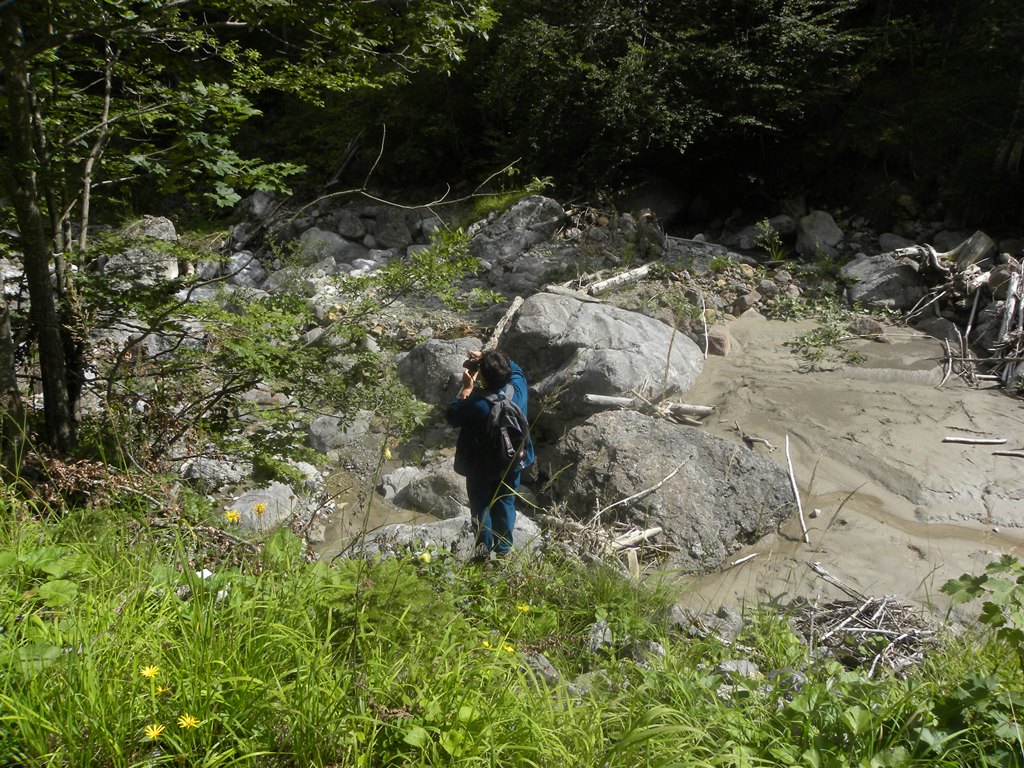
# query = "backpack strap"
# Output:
<box><xmin>485</xmin><ymin>384</ymin><xmax>515</xmax><ymax>403</ymax></box>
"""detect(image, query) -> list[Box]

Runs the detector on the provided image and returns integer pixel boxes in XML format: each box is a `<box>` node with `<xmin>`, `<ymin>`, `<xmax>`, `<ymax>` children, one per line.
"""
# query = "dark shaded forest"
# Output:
<box><xmin>240</xmin><ymin>0</ymin><xmax>1024</xmax><ymax>231</ymax></box>
<box><xmin>1</xmin><ymin>0</ymin><xmax>1023</xmax><ymax>458</ymax></box>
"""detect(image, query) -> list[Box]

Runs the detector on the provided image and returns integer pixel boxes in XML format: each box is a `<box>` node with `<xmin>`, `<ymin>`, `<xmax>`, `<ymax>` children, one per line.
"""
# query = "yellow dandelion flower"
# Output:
<box><xmin>177</xmin><ymin>713</ymin><xmax>201</xmax><ymax>729</ymax></box>
<box><xmin>144</xmin><ymin>723</ymin><xmax>165</xmax><ymax>740</ymax></box>
<box><xmin>140</xmin><ymin>665</ymin><xmax>159</xmax><ymax>679</ymax></box>
<box><xmin>225</xmin><ymin>509</ymin><xmax>240</xmax><ymax>524</ymax></box>
<box><xmin>503</xmin><ymin>644</ymin><xmax>515</xmax><ymax>654</ymax></box>
<box><xmin>516</xmin><ymin>604</ymin><xmax>530</xmax><ymax>613</ymax></box>
<box><xmin>481</xmin><ymin>640</ymin><xmax>493</xmax><ymax>649</ymax></box>
<box><xmin>253</xmin><ymin>502</ymin><xmax>267</xmax><ymax>517</ymax></box>
<box><xmin>156</xmin><ymin>685</ymin><xmax>170</xmax><ymax>695</ymax></box>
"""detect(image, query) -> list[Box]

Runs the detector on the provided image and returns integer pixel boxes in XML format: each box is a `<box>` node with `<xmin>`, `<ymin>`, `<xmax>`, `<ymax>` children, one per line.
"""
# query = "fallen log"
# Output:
<box><xmin>582</xmin><ymin>393</ymin><xmax>713</xmax><ymax>414</ymax></box>
<box><xmin>608</xmin><ymin>527</ymin><xmax>663</xmax><ymax>552</ymax></box>
<box><xmin>587</xmin><ymin>263</ymin><xmax>651</xmax><ymax>296</ymax></box>
<box><xmin>544</xmin><ymin>283</ymin><xmax>604</xmax><ymax>303</ymax></box>
<box><xmin>484</xmin><ymin>296</ymin><xmax>524</xmax><ymax>351</ymax></box>
<box><xmin>942</xmin><ymin>437</ymin><xmax>1007</xmax><ymax>445</ymax></box>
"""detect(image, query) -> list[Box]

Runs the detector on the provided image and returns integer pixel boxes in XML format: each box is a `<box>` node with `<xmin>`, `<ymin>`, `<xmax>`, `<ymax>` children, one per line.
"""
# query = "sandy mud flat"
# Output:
<box><xmin>677</xmin><ymin>314</ymin><xmax>1024</xmax><ymax>618</ymax></box>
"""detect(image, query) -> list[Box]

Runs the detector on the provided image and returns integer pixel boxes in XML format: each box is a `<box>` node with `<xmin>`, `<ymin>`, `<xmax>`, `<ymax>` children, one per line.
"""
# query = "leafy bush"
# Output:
<box><xmin>0</xmin><ymin>490</ymin><xmax>1019</xmax><ymax>766</ymax></box>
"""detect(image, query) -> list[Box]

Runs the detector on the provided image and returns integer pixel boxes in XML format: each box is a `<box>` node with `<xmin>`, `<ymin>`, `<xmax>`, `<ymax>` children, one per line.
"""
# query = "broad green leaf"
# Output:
<box><xmin>402</xmin><ymin>725</ymin><xmax>429</xmax><ymax>748</ymax></box>
<box><xmin>940</xmin><ymin>572</ymin><xmax>988</xmax><ymax>603</ymax></box>
<box><xmin>36</xmin><ymin>580</ymin><xmax>78</xmax><ymax>607</ymax></box>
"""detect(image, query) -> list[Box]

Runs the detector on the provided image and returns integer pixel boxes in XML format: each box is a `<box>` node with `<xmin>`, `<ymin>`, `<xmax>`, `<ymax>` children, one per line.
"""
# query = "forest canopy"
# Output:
<box><xmin>1</xmin><ymin>0</ymin><xmax>1023</xmax><ymax>458</ymax></box>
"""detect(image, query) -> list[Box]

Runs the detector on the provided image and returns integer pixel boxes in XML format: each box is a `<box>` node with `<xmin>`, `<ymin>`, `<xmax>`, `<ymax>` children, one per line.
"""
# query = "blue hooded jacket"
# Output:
<box><xmin>447</xmin><ymin>359</ymin><xmax>535</xmax><ymax>478</ymax></box>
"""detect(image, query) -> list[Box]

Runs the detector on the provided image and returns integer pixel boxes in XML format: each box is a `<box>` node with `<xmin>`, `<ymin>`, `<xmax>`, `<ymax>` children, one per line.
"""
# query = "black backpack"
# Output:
<box><xmin>479</xmin><ymin>384</ymin><xmax>531</xmax><ymax>475</ymax></box>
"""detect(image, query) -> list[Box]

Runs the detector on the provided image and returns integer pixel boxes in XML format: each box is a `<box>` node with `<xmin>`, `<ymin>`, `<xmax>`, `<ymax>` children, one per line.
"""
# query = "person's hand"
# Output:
<box><xmin>458</xmin><ymin>353</ymin><xmax>480</xmax><ymax>399</ymax></box>
<box><xmin>458</xmin><ymin>368</ymin><xmax>477</xmax><ymax>399</ymax></box>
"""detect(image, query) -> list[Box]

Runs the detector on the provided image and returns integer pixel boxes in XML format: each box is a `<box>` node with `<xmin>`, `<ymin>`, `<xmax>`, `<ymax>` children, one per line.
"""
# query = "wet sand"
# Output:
<box><xmin>675</xmin><ymin>313</ymin><xmax>1024</xmax><ymax>617</ymax></box>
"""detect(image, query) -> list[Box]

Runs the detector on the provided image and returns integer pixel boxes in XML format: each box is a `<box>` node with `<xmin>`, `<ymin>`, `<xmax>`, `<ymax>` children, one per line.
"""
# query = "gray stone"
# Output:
<box><xmin>370</xmin><ymin>207</ymin><xmax>415</xmax><ymax>249</ymax></box>
<box><xmin>521</xmin><ymin>651</ymin><xmax>560</xmax><ymax>686</ymax></box>
<box><xmin>501</xmin><ymin>293</ymin><xmax>704</xmax><ymax>429</ymax></box>
<box><xmin>618</xmin><ymin>640</ymin><xmax>667</xmax><ymax>668</ymax></box>
<box><xmin>351</xmin><ymin>510</ymin><xmax>541</xmax><ymax>561</ymax></box>
<box><xmin>104</xmin><ymin>216</ymin><xmax>180</xmax><ymax>287</ymax></box>
<box><xmin>840</xmin><ymin>253</ymin><xmax>927</xmax><ymax>311</ymax></box>
<box><xmin>394</xmin><ymin>462</ymin><xmax>469</xmax><ymax>519</ymax></box>
<box><xmin>334</xmin><ymin>209</ymin><xmax>366</xmax><ymax>240</ymax></box>
<box><xmin>181</xmin><ymin>456</ymin><xmax>249</xmax><ymax>492</ymax></box>
<box><xmin>796</xmin><ymin>210</ymin><xmax>843</xmax><ymax>258</ymax></box>
<box><xmin>297</xmin><ymin>227</ymin><xmax>348</xmax><ymax>262</ymax></box>
<box><xmin>396</xmin><ymin>337</ymin><xmax>483</xmax><ymax>405</ymax></box>
<box><xmin>307</xmin><ymin>410</ymin><xmax>372</xmax><ymax>453</ymax></box>
<box><xmin>549</xmin><ymin>410</ymin><xmax>795</xmax><ymax>572</ymax></box>
<box><xmin>229</xmin><ymin>482</ymin><xmax>300</xmax><ymax>531</ymax></box>
<box><xmin>240</xmin><ymin>190</ymin><xmax>277</xmax><ymax>220</ymax></box>
<box><xmin>878</xmin><ymin>232</ymin><xmax>915</xmax><ymax>252</ymax></box>
<box><xmin>716</xmin><ymin>659</ymin><xmax>763</xmax><ymax>681</ymax></box>
<box><xmin>469</xmin><ymin>195</ymin><xmax>566</xmax><ymax>265</ymax></box>
<box><xmin>122</xmin><ymin>215</ymin><xmax>177</xmax><ymax>242</ymax></box>
<box><xmin>225</xmin><ymin>251</ymin><xmax>266</xmax><ymax>288</ymax></box>
<box><xmin>586</xmin><ymin>620</ymin><xmax>613</xmax><ymax>653</ymax></box>
<box><xmin>380</xmin><ymin>466</ymin><xmax>422</xmax><ymax>500</ymax></box>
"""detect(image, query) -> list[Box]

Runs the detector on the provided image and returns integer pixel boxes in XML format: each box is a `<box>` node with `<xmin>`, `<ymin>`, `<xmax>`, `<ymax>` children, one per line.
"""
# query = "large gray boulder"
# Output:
<box><xmin>548</xmin><ymin>410</ymin><xmax>795</xmax><ymax>572</ymax></box>
<box><xmin>351</xmin><ymin>511</ymin><xmax>542</xmax><ymax>561</ymax></box>
<box><xmin>501</xmin><ymin>293</ymin><xmax>704</xmax><ymax>430</ymax></box>
<box><xmin>397</xmin><ymin>337</ymin><xmax>482</xmax><ymax>405</ymax></box>
<box><xmin>840</xmin><ymin>253</ymin><xmax>927</xmax><ymax>310</ymax></box>
<box><xmin>469</xmin><ymin>195</ymin><xmax>566</xmax><ymax>265</ymax></box>
<box><xmin>103</xmin><ymin>215</ymin><xmax>180</xmax><ymax>287</ymax></box>
<box><xmin>296</xmin><ymin>227</ymin><xmax>366</xmax><ymax>264</ymax></box>
<box><xmin>229</xmin><ymin>482</ymin><xmax>301</xmax><ymax>532</ymax></box>
<box><xmin>796</xmin><ymin>210</ymin><xmax>843</xmax><ymax>258</ymax></box>
<box><xmin>394</xmin><ymin>462</ymin><xmax>469</xmax><ymax>519</ymax></box>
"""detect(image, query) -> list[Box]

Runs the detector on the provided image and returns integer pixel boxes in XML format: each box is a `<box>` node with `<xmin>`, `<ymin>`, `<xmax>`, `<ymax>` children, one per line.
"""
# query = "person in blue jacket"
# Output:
<box><xmin>446</xmin><ymin>349</ymin><xmax>535</xmax><ymax>562</ymax></box>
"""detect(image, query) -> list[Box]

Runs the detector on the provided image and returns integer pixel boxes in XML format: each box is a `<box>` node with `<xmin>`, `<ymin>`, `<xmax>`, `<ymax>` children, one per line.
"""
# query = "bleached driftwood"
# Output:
<box><xmin>992</xmin><ymin>451</ymin><xmax>1024</xmax><ymax>459</ymax></box>
<box><xmin>534</xmin><ymin>513</ymin><xmax>587</xmax><ymax>534</ymax></box>
<box><xmin>587</xmin><ymin>264</ymin><xmax>651</xmax><ymax>296</ymax></box>
<box><xmin>583</xmin><ymin>393</ymin><xmax>714</xmax><ymax>426</ymax></box>
<box><xmin>942</xmin><ymin>436</ymin><xmax>1007</xmax><ymax>445</ymax></box>
<box><xmin>598</xmin><ymin>459</ymin><xmax>687</xmax><ymax>517</ymax></box>
<box><xmin>785</xmin><ymin>434</ymin><xmax>810</xmax><ymax>544</ymax></box>
<box><xmin>732</xmin><ymin>421</ymin><xmax>776</xmax><ymax>452</ymax></box>
<box><xmin>608</xmin><ymin>527</ymin><xmax>663</xmax><ymax>552</ymax></box>
<box><xmin>728</xmin><ymin>553</ymin><xmax>759</xmax><ymax>568</ymax></box>
<box><xmin>484</xmin><ymin>296</ymin><xmax>524</xmax><ymax>351</ymax></box>
<box><xmin>583</xmin><ymin>393</ymin><xmax>713</xmax><ymax>416</ymax></box>
<box><xmin>544</xmin><ymin>283</ymin><xmax>604</xmax><ymax>303</ymax></box>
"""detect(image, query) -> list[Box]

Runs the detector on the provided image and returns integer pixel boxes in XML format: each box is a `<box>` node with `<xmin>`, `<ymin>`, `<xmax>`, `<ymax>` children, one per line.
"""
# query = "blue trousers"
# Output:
<box><xmin>466</xmin><ymin>469</ymin><xmax>521</xmax><ymax>555</ymax></box>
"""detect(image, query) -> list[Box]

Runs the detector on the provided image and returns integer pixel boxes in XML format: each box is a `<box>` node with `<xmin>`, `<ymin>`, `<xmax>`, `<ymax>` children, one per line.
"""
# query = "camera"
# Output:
<box><xmin>464</xmin><ymin>357</ymin><xmax>480</xmax><ymax>374</ymax></box>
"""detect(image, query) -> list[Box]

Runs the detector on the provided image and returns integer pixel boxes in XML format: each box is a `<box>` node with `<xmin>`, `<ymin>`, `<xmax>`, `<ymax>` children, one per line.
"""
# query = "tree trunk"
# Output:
<box><xmin>1</xmin><ymin>8</ymin><xmax>76</xmax><ymax>454</ymax></box>
<box><xmin>0</xmin><ymin>300</ymin><xmax>26</xmax><ymax>472</ymax></box>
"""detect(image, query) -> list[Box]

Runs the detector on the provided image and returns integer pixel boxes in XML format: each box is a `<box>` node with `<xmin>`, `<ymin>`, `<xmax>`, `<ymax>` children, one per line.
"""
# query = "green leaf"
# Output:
<box><xmin>840</xmin><ymin>705</ymin><xmax>875</xmax><ymax>736</ymax></box>
<box><xmin>7</xmin><ymin>642</ymin><xmax>61</xmax><ymax>678</ymax></box>
<box><xmin>36</xmin><ymin>580</ymin><xmax>78</xmax><ymax>607</ymax></box>
<box><xmin>940</xmin><ymin>572</ymin><xmax>988</xmax><ymax>603</ymax></box>
<box><xmin>402</xmin><ymin>725</ymin><xmax>429</xmax><ymax>748</ymax></box>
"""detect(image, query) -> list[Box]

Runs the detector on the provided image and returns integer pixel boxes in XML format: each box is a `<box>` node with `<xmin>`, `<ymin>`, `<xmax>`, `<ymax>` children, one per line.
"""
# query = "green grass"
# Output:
<box><xmin>0</xmin><ymin>488</ymin><xmax>1019</xmax><ymax>767</ymax></box>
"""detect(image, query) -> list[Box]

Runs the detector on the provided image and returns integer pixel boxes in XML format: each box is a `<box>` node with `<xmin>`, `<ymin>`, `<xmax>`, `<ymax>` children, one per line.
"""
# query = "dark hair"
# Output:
<box><xmin>478</xmin><ymin>350</ymin><xmax>512</xmax><ymax>388</ymax></box>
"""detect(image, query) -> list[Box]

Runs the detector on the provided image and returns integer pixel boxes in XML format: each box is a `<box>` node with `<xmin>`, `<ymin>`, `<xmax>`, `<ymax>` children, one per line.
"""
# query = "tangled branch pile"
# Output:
<box><xmin>789</xmin><ymin>564</ymin><xmax>939</xmax><ymax>678</ymax></box>
<box><xmin>900</xmin><ymin>232</ymin><xmax>1024</xmax><ymax>389</ymax></box>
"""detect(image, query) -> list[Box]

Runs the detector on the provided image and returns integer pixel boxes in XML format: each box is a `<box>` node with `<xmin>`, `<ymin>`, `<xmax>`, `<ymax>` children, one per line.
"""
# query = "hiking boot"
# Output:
<box><xmin>468</xmin><ymin>544</ymin><xmax>491</xmax><ymax>565</ymax></box>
